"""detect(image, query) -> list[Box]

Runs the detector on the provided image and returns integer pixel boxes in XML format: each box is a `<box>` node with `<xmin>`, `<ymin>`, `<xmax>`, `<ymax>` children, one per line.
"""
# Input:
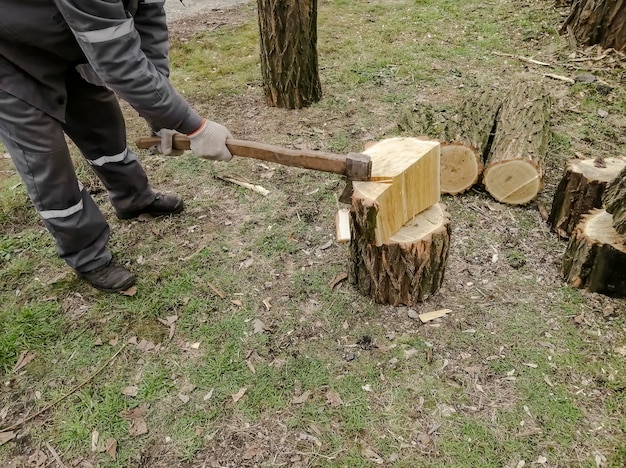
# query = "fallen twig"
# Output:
<box><xmin>1</xmin><ymin>344</ymin><xmax>127</xmax><ymax>432</ymax></box>
<box><xmin>493</xmin><ymin>52</ymin><xmax>552</xmax><ymax>67</ymax></box>
<box><xmin>46</xmin><ymin>441</ymin><xmax>67</xmax><ymax>468</ymax></box>
<box><xmin>544</xmin><ymin>73</ymin><xmax>575</xmax><ymax>84</ymax></box>
<box><xmin>216</xmin><ymin>175</ymin><xmax>270</xmax><ymax>196</ymax></box>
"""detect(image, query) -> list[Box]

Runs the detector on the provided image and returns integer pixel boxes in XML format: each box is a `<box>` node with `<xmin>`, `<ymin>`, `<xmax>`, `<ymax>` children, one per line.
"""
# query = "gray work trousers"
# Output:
<box><xmin>0</xmin><ymin>69</ymin><xmax>155</xmax><ymax>273</ymax></box>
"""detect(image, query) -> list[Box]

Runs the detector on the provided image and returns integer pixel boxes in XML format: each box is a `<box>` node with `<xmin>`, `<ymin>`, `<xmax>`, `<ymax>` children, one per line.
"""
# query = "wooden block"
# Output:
<box><xmin>351</xmin><ymin>137</ymin><xmax>440</xmax><ymax>245</ymax></box>
<box><xmin>335</xmin><ymin>209</ymin><xmax>351</xmax><ymax>243</ymax></box>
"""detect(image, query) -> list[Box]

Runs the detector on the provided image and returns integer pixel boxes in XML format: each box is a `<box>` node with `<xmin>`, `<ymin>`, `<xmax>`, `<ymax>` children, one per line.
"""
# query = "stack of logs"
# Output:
<box><xmin>398</xmin><ymin>79</ymin><xmax>551</xmax><ymax>205</ymax></box>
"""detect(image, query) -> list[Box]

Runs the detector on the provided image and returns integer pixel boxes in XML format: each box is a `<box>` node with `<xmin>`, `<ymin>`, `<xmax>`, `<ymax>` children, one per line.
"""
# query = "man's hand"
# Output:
<box><xmin>152</xmin><ymin>128</ymin><xmax>184</xmax><ymax>156</ymax></box>
<box><xmin>187</xmin><ymin>119</ymin><xmax>233</xmax><ymax>161</ymax></box>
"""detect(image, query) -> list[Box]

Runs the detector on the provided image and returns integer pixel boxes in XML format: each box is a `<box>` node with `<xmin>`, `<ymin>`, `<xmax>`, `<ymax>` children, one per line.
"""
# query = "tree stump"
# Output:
<box><xmin>397</xmin><ymin>90</ymin><xmax>502</xmax><ymax>195</ymax></box>
<box><xmin>562</xmin><ymin>209</ymin><xmax>626</xmax><ymax>297</ymax></box>
<box><xmin>548</xmin><ymin>157</ymin><xmax>626</xmax><ymax>238</ymax></box>
<box><xmin>603</xmin><ymin>165</ymin><xmax>626</xmax><ymax>235</ymax></box>
<box><xmin>561</xmin><ymin>0</ymin><xmax>626</xmax><ymax>52</ymax></box>
<box><xmin>483</xmin><ymin>80</ymin><xmax>550</xmax><ymax>205</ymax></box>
<box><xmin>350</xmin><ymin>203</ymin><xmax>451</xmax><ymax>305</ymax></box>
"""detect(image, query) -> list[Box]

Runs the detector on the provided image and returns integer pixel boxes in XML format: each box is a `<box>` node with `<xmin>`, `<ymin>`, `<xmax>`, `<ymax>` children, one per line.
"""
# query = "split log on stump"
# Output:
<box><xmin>562</xmin><ymin>209</ymin><xmax>626</xmax><ymax>297</ymax></box>
<box><xmin>350</xmin><ymin>203</ymin><xmax>451</xmax><ymax>305</ymax></box>
<box><xmin>483</xmin><ymin>80</ymin><xmax>550</xmax><ymax>205</ymax></box>
<box><xmin>351</xmin><ymin>137</ymin><xmax>440</xmax><ymax>246</ymax></box>
<box><xmin>603</xmin><ymin>165</ymin><xmax>626</xmax><ymax>235</ymax></box>
<box><xmin>397</xmin><ymin>91</ymin><xmax>502</xmax><ymax>195</ymax></box>
<box><xmin>549</xmin><ymin>157</ymin><xmax>626</xmax><ymax>238</ymax></box>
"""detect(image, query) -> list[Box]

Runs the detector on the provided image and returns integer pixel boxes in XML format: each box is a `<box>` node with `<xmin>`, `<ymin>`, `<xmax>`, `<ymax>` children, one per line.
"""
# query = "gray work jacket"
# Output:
<box><xmin>0</xmin><ymin>0</ymin><xmax>202</xmax><ymax>134</ymax></box>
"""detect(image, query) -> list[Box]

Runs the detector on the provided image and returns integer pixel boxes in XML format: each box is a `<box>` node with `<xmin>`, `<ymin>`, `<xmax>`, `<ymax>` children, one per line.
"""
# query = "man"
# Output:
<box><xmin>0</xmin><ymin>0</ymin><xmax>231</xmax><ymax>292</ymax></box>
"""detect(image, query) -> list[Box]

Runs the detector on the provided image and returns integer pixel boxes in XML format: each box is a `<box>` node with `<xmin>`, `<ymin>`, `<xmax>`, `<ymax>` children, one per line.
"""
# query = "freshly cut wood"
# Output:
<box><xmin>350</xmin><ymin>203</ymin><xmax>451</xmax><ymax>305</ymax></box>
<box><xmin>548</xmin><ymin>157</ymin><xmax>626</xmax><ymax>237</ymax></box>
<box><xmin>335</xmin><ymin>209</ymin><xmax>351</xmax><ymax>244</ymax></box>
<box><xmin>439</xmin><ymin>143</ymin><xmax>484</xmax><ymax>195</ymax></box>
<box><xmin>603</xmin><ymin>165</ymin><xmax>626</xmax><ymax>234</ymax></box>
<box><xmin>562</xmin><ymin>209</ymin><xmax>626</xmax><ymax>297</ymax></box>
<box><xmin>397</xmin><ymin>91</ymin><xmax>502</xmax><ymax>195</ymax></box>
<box><xmin>483</xmin><ymin>80</ymin><xmax>550</xmax><ymax>205</ymax></box>
<box><xmin>351</xmin><ymin>137</ymin><xmax>440</xmax><ymax>246</ymax></box>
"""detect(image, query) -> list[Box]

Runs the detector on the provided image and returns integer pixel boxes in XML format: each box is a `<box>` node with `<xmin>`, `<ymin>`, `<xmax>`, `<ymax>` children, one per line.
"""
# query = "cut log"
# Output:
<box><xmin>548</xmin><ymin>157</ymin><xmax>626</xmax><ymax>238</ymax></box>
<box><xmin>483</xmin><ymin>80</ymin><xmax>550</xmax><ymax>205</ymax></box>
<box><xmin>397</xmin><ymin>90</ymin><xmax>502</xmax><ymax>195</ymax></box>
<box><xmin>562</xmin><ymin>209</ymin><xmax>626</xmax><ymax>297</ymax></box>
<box><xmin>351</xmin><ymin>137</ymin><xmax>440</xmax><ymax>246</ymax></box>
<box><xmin>602</xmin><ymin>165</ymin><xmax>626</xmax><ymax>235</ymax></box>
<box><xmin>350</xmin><ymin>203</ymin><xmax>451</xmax><ymax>305</ymax></box>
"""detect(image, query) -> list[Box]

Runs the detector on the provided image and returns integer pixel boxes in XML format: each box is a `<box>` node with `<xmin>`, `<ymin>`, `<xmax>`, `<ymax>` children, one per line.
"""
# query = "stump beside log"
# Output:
<box><xmin>548</xmin><ymin>157</ymin><xmax>626</xmax><ymax>238</ymax></box>
<box><xmin>350</xmin><ymin>203</ymin><xmax>451</xmax><ymax>306</ymax></box>
<box><xmin>602</xmin><ymin>165</ymin><xmax>626</xmax><ymax>235</ymax></box>
<box><xmin>483</xmin><ymin>80</ymin><xmax>550</xmax><ymax>205</ymax></box>
<box><xmin>562</xmin><ymin>209</ymin><xmax>626</xmax><ymax>297</ymax></box>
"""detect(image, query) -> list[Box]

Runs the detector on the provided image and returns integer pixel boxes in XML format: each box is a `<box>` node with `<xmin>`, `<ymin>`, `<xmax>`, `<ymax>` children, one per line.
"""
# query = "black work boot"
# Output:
<box><xmin>79</xmin><ymin>261</ymin><xmax>136</xmax><ymax>293</ymax></box>
<box><xmin>116</xmin><ymin>193</ymin><xmax>184</xmax><ymax>220</ymax></box>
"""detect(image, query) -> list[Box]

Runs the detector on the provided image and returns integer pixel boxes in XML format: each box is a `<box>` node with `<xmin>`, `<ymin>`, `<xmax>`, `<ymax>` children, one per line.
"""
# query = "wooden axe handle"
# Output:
<box><xmin>135</xmin><ymin>135</ymin><xmax>371</xmax><ymax>181</ymax></box>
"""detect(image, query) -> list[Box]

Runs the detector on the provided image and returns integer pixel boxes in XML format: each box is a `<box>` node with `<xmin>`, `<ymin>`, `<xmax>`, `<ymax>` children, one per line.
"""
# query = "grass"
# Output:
<box><xmin>1</xmin><ymin>0</ymin><xmax>626</xmax><ymax>466</ymax></box>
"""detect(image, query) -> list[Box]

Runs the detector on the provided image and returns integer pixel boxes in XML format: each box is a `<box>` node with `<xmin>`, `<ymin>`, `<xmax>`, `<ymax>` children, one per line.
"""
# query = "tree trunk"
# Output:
<box><xmin>483</xmin><ymin>80</ymin><xmax>550</xmax><ymax>205</ymax></box>
<box><xmin>602</xmin><ymin>165</ymin><xmax>626</xmax><ymax>234</ymax></box>
<box><xmin>561</xmin><ymin>0</ymin><xmax>626</xmax><ymax>52</ymax></box>
<box><xmin>562</xmin><ymin>209</ymin><xmax>626</xmax><ymax>297</ymax></box>
<box><xmin>350</xmin><ymin>203</ymin><xmax>451</xmax><ymax>305</ymax></box>
<box><xmin>397</xmin><ymin>90</ymin><xmax>501</xmax><ymax>195</ymax></box>
<box><xmin>548</xmin><ymin>157</ymin><xmax>626</xmax><ymax>237</ymax></box>
<box><xmin>257</xmin><ymin>0</ymin><xmax>322</xmax><ymax>108</ymax></box>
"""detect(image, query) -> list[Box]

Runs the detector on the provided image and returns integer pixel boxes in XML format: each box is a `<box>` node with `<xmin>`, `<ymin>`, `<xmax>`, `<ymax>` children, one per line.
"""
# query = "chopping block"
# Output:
<box><xmin>339</xmin><ymin>137</ymin><xmax>450</xmax><ymax>306</ymax></box>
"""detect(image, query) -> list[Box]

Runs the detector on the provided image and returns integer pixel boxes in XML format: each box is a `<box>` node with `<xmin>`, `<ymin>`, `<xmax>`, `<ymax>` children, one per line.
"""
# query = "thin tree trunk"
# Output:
<box><xmin>257</xmin><ymin>0</ymin><xmax>322</xmax><ymax>108</ymax></box>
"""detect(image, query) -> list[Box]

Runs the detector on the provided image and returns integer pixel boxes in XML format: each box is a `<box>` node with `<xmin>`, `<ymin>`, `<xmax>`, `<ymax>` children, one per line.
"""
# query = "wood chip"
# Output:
<box><xmin>544</xmin><ymin>73</ymin><xmax>575</xmax><ymax>84</ymax></box>
<box><xmin>262</xmin><ymin>297</ymin><xmax>272</xmax><ymax>311</ymax></box>
<box><xmin>419</xmin><ymin>309</ymin><xmax>451</xmax><ymax>323</ymax></box>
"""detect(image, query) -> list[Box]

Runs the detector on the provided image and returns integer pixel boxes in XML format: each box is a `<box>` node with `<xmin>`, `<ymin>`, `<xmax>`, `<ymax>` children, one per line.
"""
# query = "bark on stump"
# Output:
<box><xmin>350</xmin><ymin>203</ymin><xmax>451</xmax><ymax>306</ymax></box>
<box><xmin>398</xmin><ymin>90</ymin><xmax>502</xmax><ymax>195</ymax></box>
<box><xmin>561</xmin><ymin>0</ymin><xmax>626</xmax><ymax>52</ymax></box>
<box><xmin>562</xmin><ymin>209</ymin><xmax>626</xmax><ymax>297</ymax></box>
<box><xmin>257</xmin><ymin>0</ymin><xmax>322</xmax><ymax>108</ymax></box>
<box><xmin>603</xmin><ymin>165</ymin><xmax>626</xmax><ymax>234</ymax></box>
<box><xmin>548</xmin><ymin>157</ymin><xmax>626</xmax><ymax>238</ymax></box>
<box><xmin>483</xmin><ymin>80</ymin><xmax>550</xmax><ymax>205</ymax></box>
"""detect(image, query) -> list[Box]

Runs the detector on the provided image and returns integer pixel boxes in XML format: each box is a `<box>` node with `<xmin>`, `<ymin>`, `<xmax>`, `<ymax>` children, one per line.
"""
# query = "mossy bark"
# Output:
<box><xmin>561</xmin><ymin>0</ymin><xmax>626</xmax><ymax>52</ymax></box>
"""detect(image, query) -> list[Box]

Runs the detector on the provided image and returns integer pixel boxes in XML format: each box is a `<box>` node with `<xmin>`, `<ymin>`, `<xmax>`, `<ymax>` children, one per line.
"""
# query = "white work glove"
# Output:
<box><xmin>187</xmin><ymin>119</ymin><xmax>233</xmax><ymax>161</ymax></box>
<box><xmin>151</xmin><ymin>128</ymin><xmax>184</xmax><ymax>156</ymax></box>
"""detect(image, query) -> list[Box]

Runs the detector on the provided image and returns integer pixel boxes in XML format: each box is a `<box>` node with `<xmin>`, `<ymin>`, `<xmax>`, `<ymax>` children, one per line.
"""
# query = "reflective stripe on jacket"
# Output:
<box><xmin>0</xmin><ymin>0</ymin><xmax>201</xmax><ymax>134</ymax></box>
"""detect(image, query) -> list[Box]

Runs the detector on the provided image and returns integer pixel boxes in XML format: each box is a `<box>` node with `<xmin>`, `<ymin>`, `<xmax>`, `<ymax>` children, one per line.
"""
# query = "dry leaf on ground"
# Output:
<box><xmin>122</xmin><ymin>386</ymin><xmax>138</xmax><ymax>397</ymax></box>
<box><xmin>326</xmin><ymin>390</ymin><xmax>343</xmax><ymax>407</ymax></box>
<box><xmin>121</xmin><ymin>286</ymin><xmax>137</xmax><ymax>297</ymax></box>
<box><xmin>0</xmin><ymin>431</ymin><xmax>16</xmax><ymax>446</ymax></box>
<box><xmin>105</xmin><ymin>438</ymin><xmax>117</xmax><ymax>460</ymax></box>
<box><xmin>231</xmin><ymin>387</ymin><xmax>247</xmax><ymax>403</ymax></box>
<box><xmin>12</xmin><ymin>351</ymin><xmax>36</xmax><ymax>373</ymax></box>
<box><xmin>27</xmin><ymin>449</ymin><xmax>47</xmax><ymax>467</ymax></box>
<box><xmin>328</xmin><ymin>272</ymin><xmax>348</xmax><ymax>290</ymax></box>
<box><xmin>120</xmin><ymin>404</ymin><xmax>149</xmax><ymax>436</ymax></box>
<box><xmin>361</xmin><ymin>447</ymin><xmax>384</xmax><ymax>464</ymax></box>
<box><xmin>292</xmin><ymin>390</ymin><xmax>312</xmax><ymax>405</ymax></box>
